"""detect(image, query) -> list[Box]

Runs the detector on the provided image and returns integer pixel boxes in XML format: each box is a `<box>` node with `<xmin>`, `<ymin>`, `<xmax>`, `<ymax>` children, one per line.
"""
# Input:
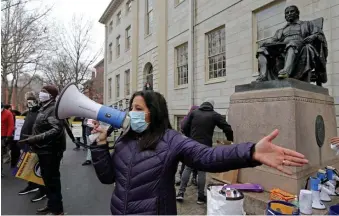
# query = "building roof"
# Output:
<box><xmin>94</xmin><ymin>58</ymin><xmax>104</xmax><ymax>69</ymax></box>
<box><xmin>99</xmin><ymin>0</ymin><xmax>124</xmax><ymax>24</ymax></box>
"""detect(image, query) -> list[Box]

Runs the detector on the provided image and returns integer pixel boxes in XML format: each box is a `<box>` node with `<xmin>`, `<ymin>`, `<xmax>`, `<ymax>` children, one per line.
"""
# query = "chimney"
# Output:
<box><xmin>91</xmin><ymin>71</ymin><xmax>96</xmax><ymax>79</ymax></box>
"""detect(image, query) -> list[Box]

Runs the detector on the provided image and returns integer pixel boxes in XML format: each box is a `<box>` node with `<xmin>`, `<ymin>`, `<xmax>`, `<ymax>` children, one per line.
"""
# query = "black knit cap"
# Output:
<box><xmin>42</xmin><ymin>85</ymin><xmax>59</xmax><ymax>99</ymax></box>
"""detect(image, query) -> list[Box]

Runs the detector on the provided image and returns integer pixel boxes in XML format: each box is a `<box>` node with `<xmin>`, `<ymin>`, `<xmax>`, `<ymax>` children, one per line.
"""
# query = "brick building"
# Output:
<box><xmin>83</xmin><ymin>59</ymin><xmax>104</xmax><ymax>104</ymax></box>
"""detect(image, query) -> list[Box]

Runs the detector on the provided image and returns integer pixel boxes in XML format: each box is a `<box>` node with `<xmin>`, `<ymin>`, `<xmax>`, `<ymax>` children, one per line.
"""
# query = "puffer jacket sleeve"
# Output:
<box><xmin>90</xmin><ymin>144</ymin><xmax>115</xmax><ymax>184</ymax></box>
<box><xmin>171</xmin><ymin>132</ymin><xmax>262</xmax><ymax>173</ymax></box>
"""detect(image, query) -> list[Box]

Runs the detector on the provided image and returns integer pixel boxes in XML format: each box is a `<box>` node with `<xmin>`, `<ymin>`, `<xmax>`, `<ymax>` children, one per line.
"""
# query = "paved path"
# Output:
<box><xmin>1</xmin><ymin>139</ymin><xmax>207</xmax><ymax>215</ymax></box>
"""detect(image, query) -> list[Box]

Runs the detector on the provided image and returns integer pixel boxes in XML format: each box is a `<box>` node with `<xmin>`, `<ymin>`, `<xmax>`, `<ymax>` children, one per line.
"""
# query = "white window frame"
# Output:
<box><xmin>116</xmin><ymin>36</ymin><xmax>120</xmax><ymax>57</ymax></box>
<box><xmin>175</xmin><ymin>42</ymin><xmax>188</xmax><ymax>86</ymax></box>
<box><xmin>206</xmin><ymin>26</ymin><xmax>226</xmax><ymax>80</ymax></box>
<box><xmin>125</xmin><ymin>26</ymin><xmax>131</xmax><ymax>51</ymax></box>
<box><xmin>115</xmin><ymin>74</ymin><xmax>120</xmax><ymax>99</ymax></box>
<box><xmin>145</xmin><ymin>0</ymin><xmax>153</xmax><ymax>36</ymax></box>
<box><xmin>108</xmin><ymin>78</ymin><xmax>112</xmax><ymax>99</ymax></box>
<box><xmin>175</xmin><ymin>115</ymin><xmax>185</xmax><ymax>132</ymax></box>
<box><xmin>117</xmin><ymin>11</ymin><xmax>122</xmax><ymax>26</ymax></box>
<box><xmin>125</xmin><ymin>69</ymin><xmax>130</xmax><ymax>96</ymax></box>
<box><xmin>212</xmin><ymin>115</ymin><xmax>227</xmax><ymax>145</ymax></box>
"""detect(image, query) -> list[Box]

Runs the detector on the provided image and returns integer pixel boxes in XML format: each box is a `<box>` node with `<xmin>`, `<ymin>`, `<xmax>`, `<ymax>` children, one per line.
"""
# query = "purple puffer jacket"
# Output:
<box><xmin>91</xmin><ymin>129</ymin><xmax>261</xmax><ymax>215</ymax></box>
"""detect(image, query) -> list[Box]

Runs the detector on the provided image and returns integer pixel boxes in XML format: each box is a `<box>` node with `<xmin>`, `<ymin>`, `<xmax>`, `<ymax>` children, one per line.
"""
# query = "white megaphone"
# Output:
<box><xmin>55</xmin><ymin>83</ymin><xmax>130</xmax><ymax>130</ymax></box>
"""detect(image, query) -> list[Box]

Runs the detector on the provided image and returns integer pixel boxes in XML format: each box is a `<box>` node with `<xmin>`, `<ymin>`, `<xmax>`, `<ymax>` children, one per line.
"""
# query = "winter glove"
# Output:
<box><xmin>18</xmin><ymin>134</ymin><xmax>38</xmax><ymax>145</ymax></box>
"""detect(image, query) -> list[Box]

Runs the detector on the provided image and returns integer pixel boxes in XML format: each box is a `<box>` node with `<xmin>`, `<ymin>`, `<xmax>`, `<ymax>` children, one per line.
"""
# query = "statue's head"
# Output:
<box><xmin>285</xmin><ymin>5</ymin><xmax>300</xmax><ymax>22</ymax></box>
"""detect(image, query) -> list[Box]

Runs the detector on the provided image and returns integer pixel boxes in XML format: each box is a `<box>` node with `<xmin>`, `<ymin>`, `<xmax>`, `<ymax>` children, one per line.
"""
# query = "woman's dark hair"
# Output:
<box><xmin>123</xmin><ymin>90</ymin><xmax>172</xmax><ymax>151</ymax></box>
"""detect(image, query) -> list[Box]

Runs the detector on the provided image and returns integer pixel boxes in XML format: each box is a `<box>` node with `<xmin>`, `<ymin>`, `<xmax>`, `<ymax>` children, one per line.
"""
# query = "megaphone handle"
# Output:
<box><xmin>107</xmin><ymin>126</ymin><xmax>114</xmax><ymax>137</ymax></box>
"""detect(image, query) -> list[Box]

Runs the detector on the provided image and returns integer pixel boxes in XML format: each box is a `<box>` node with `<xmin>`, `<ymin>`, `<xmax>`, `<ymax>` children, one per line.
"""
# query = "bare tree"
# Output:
<box><xmin>41</xmin><ymin>54</ymin><xmax>72</xmax><ymax>90</ymax></box>
<box><xmin>1</xmin><ymin>0</ymin><xmax>52</xmax><ymax>107</ymax></box>
<box><xmin>1</xmin><ymin>0</ymin><xmax>30</xmax><ymax>11</ymax></box>
<box><xmin>43</xmin><ymin>15</ymin><xmax>102</xmax><ymax>91</ymax></box>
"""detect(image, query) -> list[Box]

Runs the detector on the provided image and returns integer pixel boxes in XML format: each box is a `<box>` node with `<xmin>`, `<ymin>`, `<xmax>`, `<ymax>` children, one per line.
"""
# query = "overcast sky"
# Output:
<box><xmin>44</xmin><ymin>0</ymin><xmax>111</xmax><ymax>66</ymax></box>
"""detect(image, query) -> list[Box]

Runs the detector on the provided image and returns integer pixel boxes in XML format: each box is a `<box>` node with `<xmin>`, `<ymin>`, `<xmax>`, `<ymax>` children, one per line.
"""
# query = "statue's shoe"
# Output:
<box><xmin>255</xmin><ymin>76</ymin><xmax>267</xmax><ymax>82</ymax></box>
<box><xmin>278</xmin><ymin>73</ymin><xmax>289</xmax><ymax>79</ymax></box>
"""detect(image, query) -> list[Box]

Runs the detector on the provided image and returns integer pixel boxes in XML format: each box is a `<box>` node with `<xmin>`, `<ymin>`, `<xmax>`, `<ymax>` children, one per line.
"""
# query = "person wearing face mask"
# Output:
<box><xmin>17</xmin><ymin>91</ymin><xmax>47</xmax><ymax>202</ymax></box>
<box><xmin>1</xmin><ymin>102</ymin><xmax>14</xmax><ymax>177</ymax></box>
<box><xmin>19</xmin><ymin>85</ymin><xmax>65</xmax><ymax>215</ymax></box>
<box><xmin>89</xmin><ymin>90</ymin><xmax>309</xmax><ymax>215</ymax></box>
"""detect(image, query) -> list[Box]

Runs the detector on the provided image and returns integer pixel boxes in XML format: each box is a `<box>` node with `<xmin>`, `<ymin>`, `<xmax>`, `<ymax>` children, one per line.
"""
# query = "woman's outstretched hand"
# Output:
<box><xmin>253</xmin><ymin>129</ymin><xmax>309</xmax><ymax>175</ymax></box>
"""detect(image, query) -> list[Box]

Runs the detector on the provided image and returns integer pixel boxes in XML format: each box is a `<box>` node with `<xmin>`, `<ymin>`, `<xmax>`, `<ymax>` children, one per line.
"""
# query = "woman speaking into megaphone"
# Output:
<box><xmin>88</xmin><ymin>90</ymin><xmax>308</xmax><ymax>215</ymax></box>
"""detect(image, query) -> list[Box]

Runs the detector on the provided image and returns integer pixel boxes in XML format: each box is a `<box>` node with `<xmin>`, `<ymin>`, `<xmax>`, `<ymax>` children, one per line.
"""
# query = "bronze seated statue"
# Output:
<box><xmin>256</xmin><ymin>5</ymin><xmax>328</xmax><ymax>86</ymax></box>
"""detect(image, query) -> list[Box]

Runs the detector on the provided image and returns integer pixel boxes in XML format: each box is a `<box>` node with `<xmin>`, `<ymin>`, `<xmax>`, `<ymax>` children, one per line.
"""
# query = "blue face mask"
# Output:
<box><xmin>129</xmin><ymin>111</ymin><xmax>149</xmax><ymax>133</ymax></box>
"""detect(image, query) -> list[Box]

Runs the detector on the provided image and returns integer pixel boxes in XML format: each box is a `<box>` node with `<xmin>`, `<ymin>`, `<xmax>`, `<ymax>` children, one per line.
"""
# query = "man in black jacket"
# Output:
<box><xmin>19</xmin><ymin>85</ymin><xmax>65</xmax><ymax>215</ymax></box>
<box><xmin>17</xmin><ymin>92</ymin><xmax>47</xmax><ymax>202</ymax></box>
<box><xmin>176</xmin><ymin>99</ymin><xmax>234</xmax><ymax>204</ymax></box>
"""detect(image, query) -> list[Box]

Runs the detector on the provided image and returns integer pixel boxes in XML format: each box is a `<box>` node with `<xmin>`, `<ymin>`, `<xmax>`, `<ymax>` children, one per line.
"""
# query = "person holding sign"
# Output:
<box><xmin>17</xmin><ymin>91</ymin><xmax>47</xmax><ymax>203</ymax></box>
<box><xmin>9</xmin><ymin>109</ymin><xmax>22</xmax><ymax>168</ymax></box>
<box><xmin>19</xmin><ymin>85</ymin><xmax>65</xmax><ymax>215</ymax></box>
<box><xmin>72</xmin><ymin>117</ymin><xmax>87</xmax><ymax>150</ymax></box>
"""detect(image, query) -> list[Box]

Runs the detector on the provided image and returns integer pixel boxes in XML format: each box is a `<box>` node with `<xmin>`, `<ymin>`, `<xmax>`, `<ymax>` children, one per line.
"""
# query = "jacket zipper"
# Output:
<box><xmin>124</xmin><ymin>143</ymin><xmax>137</xmax><ymax>214</ymax></box>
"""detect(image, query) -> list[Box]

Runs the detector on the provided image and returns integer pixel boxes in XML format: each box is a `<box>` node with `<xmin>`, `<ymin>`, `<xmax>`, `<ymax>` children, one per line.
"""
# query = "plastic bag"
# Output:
<box><xmin>207</xmin><ymin>184</ymin><xmax>245</xmax><ymax>215</ymax></box>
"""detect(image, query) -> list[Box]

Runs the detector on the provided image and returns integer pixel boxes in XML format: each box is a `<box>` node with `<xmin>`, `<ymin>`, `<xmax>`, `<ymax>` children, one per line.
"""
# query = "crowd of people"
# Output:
<box><xmin>2</xmin><ymin>86</ymin><xmax>67</xmax><ymax>215</ymax></box>
<box><xmin>2</xmin><ymin>85</ymin><xmax>309</xmax><ymax>215</ymax></box>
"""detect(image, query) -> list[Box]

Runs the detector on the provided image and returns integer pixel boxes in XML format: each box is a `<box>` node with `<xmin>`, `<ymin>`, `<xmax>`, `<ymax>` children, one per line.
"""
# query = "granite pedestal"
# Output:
<box><xmin>228</xmin><ymin>79</ymin><xmax>339</xmax><ymax>194</ymax></box>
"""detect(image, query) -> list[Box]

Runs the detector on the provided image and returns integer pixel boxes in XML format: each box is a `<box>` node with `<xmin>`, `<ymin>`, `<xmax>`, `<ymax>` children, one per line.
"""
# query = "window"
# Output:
<box><xmin>115</xmin><ymin>74</ymin><xmax>120</xmax><ymax>98</ymax></box>
<box><xmin>175</xmin><ymin>116</ymin><xmax>185</xmax><ymax>132</ymax></box>
<box><xmin>144</xmin><ymin>63</ymin><xmax>153</xmax><ymax>88</ymax></box>
<box><xmin>176</xmin><ymin>43</ymin><xmax>188</xmax><ymax>86</ymax></box>
<box><xmin>253</xmin><ymin>1</ymin><xmax>286</xmax><ymax>74</ymax></box>
<box><xmin>146</xmin><ymin>0</ymin><xmax>153</xmax><ymax>35</ymax></box>
<box><xmin>176</xmin><ymin>0</ymin><xmax>185</xmax><ymax>5</ymax></box>
<box><xmin>125</xmin><ymin>69</ymin><xmax>130</xmax><ymax>96</ymax></box>
<box><xmin>109</xmin><ymin>21</ymin><xmax>113</xmax><ymax>33</ymax></box>
<box><xmin>109</xmin><ymin>43</ymin><xmax>113</xmax><ymax>62</ymax></box>
<box><xmin>125</xmin><ymin>26</ymin><xmax>131</xmax><ymax>50</ymax></box>
<box><xmin>207</xmin><ymin>27</ymin><xmax>226</xmax><ymax>79</ymax></box>
<box><xmin>108</xmin><ymin>78</ymin><xmax>112</xmax><ymax>99</ymax></box>
<box><xmin>126</xmin><ymin>0</ymin><xmax>132</xmax><ymax>13</ymax></box>
<box><xmin>116</xmin><ymin>36</ymin><xmax>120</xmax><ymax>57</ymax></box>
<box><xmin>117</xmin><ymin>11</ymin><xmax>122</xmax><ymax>25</ymax></box>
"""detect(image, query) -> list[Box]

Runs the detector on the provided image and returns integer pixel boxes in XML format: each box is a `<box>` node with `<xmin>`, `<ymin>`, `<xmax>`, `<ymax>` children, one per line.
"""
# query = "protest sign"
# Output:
<box><xmin>13</xmin><ymin>152</ymin><xmax>44</xmax><ymax>186</ymax></box>
<box><xmin>14</xmin><ymin>116</ymin><xmax>25</xmax><ymax>140</ymax></box>
<box><xmin>72</xmin><ymin>121</ymin><xmax>83</xmax><ymax>138</ymax></box>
